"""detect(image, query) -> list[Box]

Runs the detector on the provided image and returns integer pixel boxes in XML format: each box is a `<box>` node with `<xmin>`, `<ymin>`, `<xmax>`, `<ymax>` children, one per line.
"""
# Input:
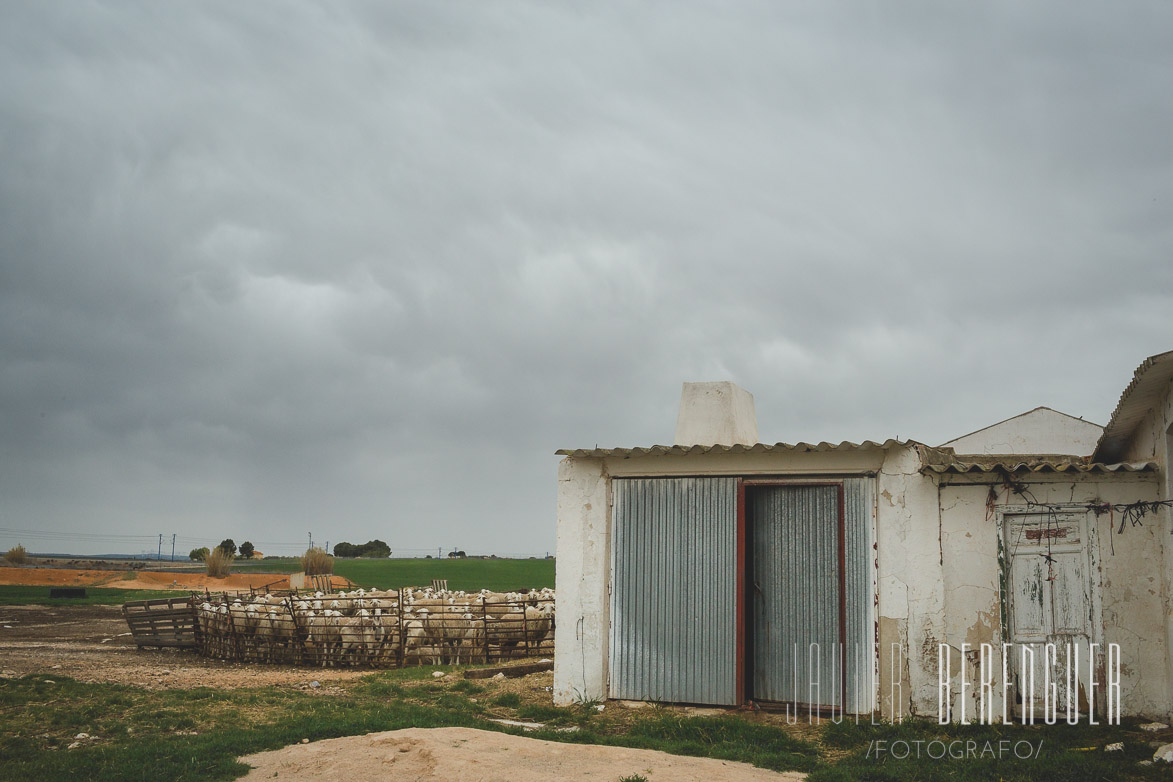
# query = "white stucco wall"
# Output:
<box><xmin>553</xmin><ymin>445</ymin><xmax>1170</xmax><ymax>719</ymax></box>
<box><xmin>1114</xmin><ymin>377</ymin><xmax>1173</xmax><ymax>719</ymax></box>
<box><xmin>936</xmin><ymin>474</ymin><xmax>1166</xmax><ymax>720</ymax></box>
<box><xmin>942</xmin><ymin>408</ymin><xmax>1103</xmax><ymax>456</ymax></box>
<box><xmin>553</xmin><ymin>457</ymin><xmax>610</xmax><ymax>705</ymax></box>
<box><xmin>674</xmin><ymin>381</ymin><xmax>758</xmax><ymax>447</ymax></box>
<box><xmin>874</xmin><ymin>446</ymin><xmax>945</xmax><ymax>718</ymax></box>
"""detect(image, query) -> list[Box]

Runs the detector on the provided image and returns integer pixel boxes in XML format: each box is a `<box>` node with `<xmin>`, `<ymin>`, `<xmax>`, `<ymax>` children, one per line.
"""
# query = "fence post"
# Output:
<box><xmin>522</xmin><ymin>604</ymin><xmax>529</xmax><ymax>659</ymax></box>
<box><xmin>287</xmin><ymin>596</ymin><xmax>305</xmax><ymax>665</ymax></box>
<box><xmin>397</xmin><ymin>587</ymin><xmax>406</xmax><ymax>669</ymax></box>
<box><xmin>482</xmin><ymin>599</ymin><xmax>490</xmax><ymax>664</ymax></box>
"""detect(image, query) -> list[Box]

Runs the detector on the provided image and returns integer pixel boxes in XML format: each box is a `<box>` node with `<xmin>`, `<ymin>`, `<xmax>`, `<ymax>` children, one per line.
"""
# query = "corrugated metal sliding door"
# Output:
<box><xmin>748</xmin><ymin>481</ymin><xmax>872</xmax><ymax>711</ymax></box>
<box><xmin>610</xmin><ymin>477</ymin><xmax>738</xmax><ymax>705</ymax></box>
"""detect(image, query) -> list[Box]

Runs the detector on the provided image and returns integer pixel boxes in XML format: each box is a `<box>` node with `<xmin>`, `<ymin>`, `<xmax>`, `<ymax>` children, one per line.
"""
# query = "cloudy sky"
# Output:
<box><xmin>2</xmin><ymin>2</ymin><xmax>1171</xmax><ymax>558</ymax></box>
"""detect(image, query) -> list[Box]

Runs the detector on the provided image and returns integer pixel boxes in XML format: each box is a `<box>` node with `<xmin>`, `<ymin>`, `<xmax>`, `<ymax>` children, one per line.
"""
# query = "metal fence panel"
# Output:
<box><xmin>609</xmin><ymin>477</ymin><xmax>738</xmax><ymax>705</ymax></box>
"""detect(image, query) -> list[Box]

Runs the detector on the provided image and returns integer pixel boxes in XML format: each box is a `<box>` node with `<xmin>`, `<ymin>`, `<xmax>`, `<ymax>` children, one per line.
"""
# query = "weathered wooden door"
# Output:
<box><xmin>1003</xmin><ymin>512</ymin><xmax>1095</xmax><ymax>718</ymax></box>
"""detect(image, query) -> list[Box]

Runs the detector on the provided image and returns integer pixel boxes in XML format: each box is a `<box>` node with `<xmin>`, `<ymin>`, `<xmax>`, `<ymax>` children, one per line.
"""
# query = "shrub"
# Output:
<box><xmin>205</xmin><ymin>546</ymin><xmax>234</xmax><ymax>577</ymax></box>
<box><xmin>301</xmin><ymin>547</ymin><xmax>334</xmax><ymax>575</ymax></box>
<box><xmin>4</xmin><ymin>545</ymin><xmax>28</xmax><ymax>564</ymax></box>
<box><xmin>332</xmin><ymin>540</ymin><xmax>391</xmax><ymax>558</ymax></box>
<box><xmin>188</xmin><ymin>547</ymin><xmax>209</xmax><ymax>562</ymax></box>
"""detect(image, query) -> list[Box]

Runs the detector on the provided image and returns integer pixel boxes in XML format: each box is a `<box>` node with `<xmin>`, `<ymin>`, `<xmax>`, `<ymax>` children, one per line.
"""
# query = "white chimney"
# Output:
<box><xmin>674</xmin><ymin>381</ymin><xmax>758</xmax><ymax>447</ymax></box>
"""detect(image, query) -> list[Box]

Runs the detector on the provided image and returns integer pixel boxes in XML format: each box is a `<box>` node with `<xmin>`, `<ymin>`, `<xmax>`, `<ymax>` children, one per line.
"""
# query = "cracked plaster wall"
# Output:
<box><xmin>1114</xmin><ymin>379</ymin><xmax>1173</xmax><ymax>718</ymax></box>
<box><xmin>937</xmin><ymin>475</ymin><xmax>1166</xmax><ymax>719</ymax></box>
<box><xmin>875</xmin><ymin>446</ymin><xmax>944</xmax><ymax>718</ymax></box>
<box><xmin>553</xmin><ymin>457</ymin><xmax>610</xmax><ymax>706</ymax></box>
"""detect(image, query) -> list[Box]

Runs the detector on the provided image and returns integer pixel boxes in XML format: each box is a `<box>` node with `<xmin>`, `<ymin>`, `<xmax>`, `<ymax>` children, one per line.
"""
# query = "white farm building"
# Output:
<box><xmin>553</xmin><ymin>351</ymin><xmax>1173</xmax><ymax>721</ymax></box>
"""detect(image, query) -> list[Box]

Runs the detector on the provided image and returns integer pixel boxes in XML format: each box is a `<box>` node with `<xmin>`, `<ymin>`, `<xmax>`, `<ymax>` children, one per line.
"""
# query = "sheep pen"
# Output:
<box><xmin>182</xmin><ymin>586</ymin><xmax>555</xmax><ymax>669</ymax></box>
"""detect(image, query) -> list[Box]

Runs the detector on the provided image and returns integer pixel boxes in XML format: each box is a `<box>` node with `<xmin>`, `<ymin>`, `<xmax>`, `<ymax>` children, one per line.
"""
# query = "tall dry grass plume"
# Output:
<box><xmin>301</xmin><ymin>546</ymin><xmax>334</xmax><ymax>575</ymax></box>
<box><xmin>205</xmin><ymin>546</ymin><xmax>234</xmax><ymax>577</ymax></box>
<box><xmin>4</xmin><ymin>544</ymin><xmax>28</xmax><ymax>564</ymax></box>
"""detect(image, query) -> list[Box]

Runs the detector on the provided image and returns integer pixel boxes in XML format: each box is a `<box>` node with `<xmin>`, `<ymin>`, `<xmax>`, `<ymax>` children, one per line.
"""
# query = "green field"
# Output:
<box><xmin>232</xmin><ymin>557</ymin><xmax>555</xmax><ymax>592</ymax></box>
<box><xmin>0</xmin><ymin>586</ymin><xmax>183</xmax><ymax>606</ymax></box>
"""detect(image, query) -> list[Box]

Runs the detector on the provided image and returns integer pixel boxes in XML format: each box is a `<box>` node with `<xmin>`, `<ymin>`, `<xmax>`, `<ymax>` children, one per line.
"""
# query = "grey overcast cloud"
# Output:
<box><xmin>1</xmin><ymin>2</ymin><xmax>1171</xmax><ymax>558</ymax></box>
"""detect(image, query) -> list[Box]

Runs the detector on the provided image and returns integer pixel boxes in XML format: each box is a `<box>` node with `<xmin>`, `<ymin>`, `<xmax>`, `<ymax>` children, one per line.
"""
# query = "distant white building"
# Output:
<box><xmin>554</xmin><ymin>351</ymin><xmax>1173</xmax><ymax>721</ymax></box>
<box><xmin>940</xmin><ymin>407</ymin><xmax>1103</xmax><ymax>456</ymax></box>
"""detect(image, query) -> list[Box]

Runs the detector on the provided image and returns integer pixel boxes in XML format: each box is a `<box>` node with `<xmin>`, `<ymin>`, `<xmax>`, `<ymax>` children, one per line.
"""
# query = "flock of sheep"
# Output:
<box><xmin>195</xmin><ymin>586</ymin><xmax>556</xmax><ymax>668</ymax></box>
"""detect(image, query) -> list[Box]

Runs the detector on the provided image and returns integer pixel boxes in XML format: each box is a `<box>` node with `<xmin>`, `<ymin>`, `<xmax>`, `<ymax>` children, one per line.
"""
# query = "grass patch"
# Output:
<box><xmin>809</xmin><ymin>717</ymin><xmax>1161</xmax><ymax>782</ymax></box>
<box><xmin>0</xmin><ymin>586</ymin><xmax>183</xmax><ymax>606</ymax></box>
<box><xmin>492</xmin><ymin>692</ymin><xmax>522</xmax><ymax>708</ymax></box>
<box><xmin>2</xmin><ymin>664</ymin><xmax>1162</xmax><ymax>782</ymax></box>
<box><xmin>450</xmin><ymin>679</ymin><xmax>484</xmax><ymax>695</ymax></box>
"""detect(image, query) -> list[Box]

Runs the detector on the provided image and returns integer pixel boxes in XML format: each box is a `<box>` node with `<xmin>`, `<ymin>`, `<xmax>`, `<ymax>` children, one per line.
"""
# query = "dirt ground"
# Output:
<box><xmin>0</xmin><ymin>603</ymin><xmax>370</xmax><ymax>691</ymax></box>
<box><xmin>0</xmin><ymin>564</ymin><xmax>311</xmax><ymax>592</ymax></box>
<box><xmin>0</xmin><ymin>594</ymin><xmax>812</xmax><ymax>779</ymax></box>
<box><xmin>239</xmin><ymin>726</ymin><xmax>805</xmax><ymax>782</ymax></box>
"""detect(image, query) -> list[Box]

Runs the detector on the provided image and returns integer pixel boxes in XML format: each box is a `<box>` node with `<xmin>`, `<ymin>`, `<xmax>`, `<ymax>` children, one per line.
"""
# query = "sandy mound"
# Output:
<box><xmin>237</xmin><ymin>726</ymin><xmax>803</xmax><ymax>781</ymax></box>
<box><xmin>0</xmin><ymin>565</ymin><xmax>345</xmax><ymax>592</ymax></box>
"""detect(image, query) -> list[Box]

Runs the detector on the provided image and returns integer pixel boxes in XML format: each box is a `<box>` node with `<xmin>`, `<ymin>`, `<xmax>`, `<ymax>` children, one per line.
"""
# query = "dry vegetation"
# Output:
<box><xmin>4</xmin><ymin>545</ymin><xmax>28</xmax><ymax>565</ymax></box>
<box><xmin>204</xmin><ymin>547</ymin><xmax>234</xmax><ymax>578</ymax></box>
<box><xmin>300</xmin><ymin>547</ymin><xmax>334</xmax><ymax>575</ymax></box>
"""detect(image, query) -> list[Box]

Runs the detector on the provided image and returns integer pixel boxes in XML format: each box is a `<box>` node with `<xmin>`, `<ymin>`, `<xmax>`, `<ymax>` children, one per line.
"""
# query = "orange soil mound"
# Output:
<box><xmin>0</xmin><ymin>566</ymin><xmax>352</xmax><ymax>593</ymax></box>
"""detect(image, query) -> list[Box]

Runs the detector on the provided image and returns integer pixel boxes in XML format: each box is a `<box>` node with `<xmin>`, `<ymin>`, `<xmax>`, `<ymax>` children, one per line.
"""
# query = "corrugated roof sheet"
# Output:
<box><xmin>923</xmin><ymin>459</ymin><xmax>1157</xmax><ymax>475</ymax></box>
<box><xmin>555</xmin><ymin>439</ymin><xmax>911</xmax><ymax>458</ymax></box>
<box><xmin>1094</xmin><ymin>349</ymin><xmax>1173</xmax><ymax>463</ymax></box>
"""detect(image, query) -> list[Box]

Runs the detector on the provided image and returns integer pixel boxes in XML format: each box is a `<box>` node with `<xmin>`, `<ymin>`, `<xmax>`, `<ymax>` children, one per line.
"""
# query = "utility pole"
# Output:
<box><xmin>308</xmin><ymin>532</ymin><xmax>313</xmax><ymax>551</ymax></box>
<box><xmin>157</xmin><ymin>534</ymin><xmax>162</xmax><ymax>560</ymax></box>
<box><xmin>324</xmin><ymin>541</ymin><xmax>329</xmax><ymax>555</ymax></box>
<box><xmin>438</xmin><ymin>546</ymin><xmax>442</xmax><ymax>559</ymax></box>
<box><xmin>171</xmin><ymin>534</ymin><xmax>176</xmax><ymax>561</ymax></box>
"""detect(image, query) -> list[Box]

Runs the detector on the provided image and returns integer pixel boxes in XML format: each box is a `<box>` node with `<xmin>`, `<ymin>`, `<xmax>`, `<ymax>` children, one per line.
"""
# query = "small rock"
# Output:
<box><xmin>67</xmin><ymin>742</ymin><xmax>81</xmax><ymax>750</ymax></box>
<box><xmin>595</xmin><ymin>704</ymin><xmax>605</xmax><ymax>712</ymax></box>
<box><xmin>301</xmin><ymin>738</ymin><xmax>309</xmax><ymax>744</ymax></box>
<box><xmin>75</xmin><ymin>733</ymin><xmax>89</xmax><ymax>740</ymax></box>
<box><xmin>159</xmin><ymin>669</ymin><xmax>171</xmax><ymax>675</ymax></box>
<box><xmin>51</xmin><ymin>665</ymin><xmax>61</xmax><ymax>670</ymax></box>
<box><xmin>492</xmin><ymin>673</ymin><xmax>505</xmax><ymax>680</ymax></box>
<box><xmin>432</xmin><ymin>671</ymin><xmax>445</xmax><ymax>678</ymax></box>
<box><xmin>1140</xmin><ymin>760</ymin><xmax>1154</xmax><ymax>766</ymax></box>
<box><xmin>309</xmin><ymin>680</ymin><xmax>321</xmax><ymax>689</ymax></box>
<box><xmin>1141</xmin><ymin>722</ymin><xmax>1169</xmax><ymax>732</ymax></box>
<box><xmin>43</xmin><ymin>680</ymin><xmax>55</xmax><ymax>685</ymax></box>
<box><xmin>470</xmin><ymin>698</ymin><xmax>478</xmax><ymax>703</ymax></box>
<box><xmin>1106</xmin><ymin>742</ymin><xmax>1123</xmax><ymax>752</ymax></box>
<box><xmin>1153</xmin><ymin>742</ymin><xmax>1173</xmax><ymax>763</ymax></box>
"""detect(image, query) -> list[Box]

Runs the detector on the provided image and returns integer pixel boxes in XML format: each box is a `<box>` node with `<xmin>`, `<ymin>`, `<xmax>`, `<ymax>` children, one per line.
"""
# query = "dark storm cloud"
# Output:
<box><xmin>1</xmin><ymin>2</ymin><xmax>1171</xmax><ymax>556</ymax></box>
